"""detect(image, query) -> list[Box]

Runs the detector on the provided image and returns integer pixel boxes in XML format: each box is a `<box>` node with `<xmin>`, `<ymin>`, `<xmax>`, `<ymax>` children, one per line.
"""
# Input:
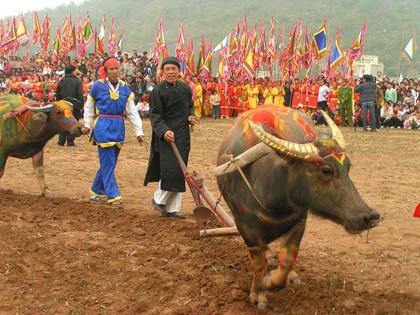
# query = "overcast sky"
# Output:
<box><xmin>0</xmin><ymin>0</ymin><xmax>85</xmax><ymax>19</ymax></box>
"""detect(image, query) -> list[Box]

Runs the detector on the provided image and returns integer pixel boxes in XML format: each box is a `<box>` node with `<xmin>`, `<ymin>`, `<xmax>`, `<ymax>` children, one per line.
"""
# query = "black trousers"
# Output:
<box><xmin>317</xmin><ymin>101</ymin><xmax>328</xmax><ymax>111</ymax></box>
<box><xmin>58</xmin><ymin>134</ymin><xmax>75</xmax><ymax>145</ymax></box>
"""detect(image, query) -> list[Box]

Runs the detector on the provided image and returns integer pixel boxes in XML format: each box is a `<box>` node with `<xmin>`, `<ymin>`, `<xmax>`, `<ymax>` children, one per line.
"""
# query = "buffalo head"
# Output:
<box><xmin>26</xmin><ymin>100</ymin><xmax>82</xmax><ymax>138</ymax></box>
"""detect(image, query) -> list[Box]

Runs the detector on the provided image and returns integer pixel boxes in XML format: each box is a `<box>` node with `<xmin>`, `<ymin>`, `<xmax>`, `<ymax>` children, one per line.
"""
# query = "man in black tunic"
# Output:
<box><xmin>56</xmin><ymin>65</ymin><xmax>84</xmax><ymax>146</ymax></box>
<box><xmin>144</xmin><ymin>57</ymin><xmax>199</xmax><ymax>219</ymax></box>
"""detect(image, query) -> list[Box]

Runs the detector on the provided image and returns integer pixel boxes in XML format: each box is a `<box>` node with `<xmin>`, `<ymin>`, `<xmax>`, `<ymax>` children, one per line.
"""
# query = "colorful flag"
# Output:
<box><xmin>302</xmin><ymin>25</ymin><xmax>312</xmax><ymax>69</ymax></box>
<box><xmin>312</xmin><ymin>19</ymin><xmax>327</xmax><ymax>59</ymax></box>
<box><xmin>291</xmin><ymin>20</ymin><xmax>302</xmax><ymax>69</ymax></box>
<box><xmin>413</xmin><ymin>202</ymin><xmax>420</xmax><ymax>218</ymax></box>
<box><xmin>15</xmin><ymin>14</ymin><xmax>28</xmax><ymax>45</ymax></box>
<box><xmin>258</xmin><ymin>20</ymin><xmax>267</xmax><ymax>64</ymax></box>
<box><xmin>98</xmin><ymin>14</ymin><xmax>106</xmax><ymax>43</ymax></box>
<box><xmin>175</xmin><ymin>22</ymin><xmax>185</xmax><ymax>61</ymax></box>
<box><xmin>329</xmin><ymin>29</ymin><xmax>344</xmax><ymax>71</ymax></box>
<box><xmin>212</xmin><ymin>33</ymin><xmax>230</xmax><ymax>55</ymax></box>
<box><xmin>40</xmin><ymin>13</ymin><xmax>51</xmax><ymax>56</ymax></box>
<box><xmin>60</xmin><ymin>15</ymin><xmax>76</xmax><ymax>54</ymax></box>
<box><xmin>0</xmin><ymin>20</ymin><xmax>4</xmax><ymax>54</ymax></box>
<box><xmin>117</xmin><ymin>28</ymin><xmax>123</xmax><ymax>53</ymax></box>
<box><xmin>243</xmin><ymin>40</ymin><xmax>254</xmax><ymax>80</ymax></box>
<box><xmin>76</xmin><ymin>16</ymin><xmax>86</xmax><ymax>59</ymax></box>
<box><xmin>108</xmin><ymin>17</ymin><xmax>117</xmax><ymax>56</ymax></box>
<box><xmin>82</xmin><ymin>14</ymin><xmax>93</xmax><ymax>44</ymax></box>
<box><xmin>350</xmin><ymin>20</ymin><xmax>366</xmax><ymax>60</ymax></box>
<box><xmin>401</xmin><ymin>30</ymin><xmax>416</xmax><ymax>67</ymax></box>
<box><xmin>52</xmin><ymin>27</ymin><xmax>60</xmax><ymax>62</ymax></box>
<box><xmin>94</xmin><ymin>28</ymin><xmax>105</xmax><ymax>58</ymax></box>
<box><xmin>32</xmin><ymin>12</ymin><xmax>42</xmax><ymax>45</ymax></box>
<box><xmin>267</xmin><ymin>16</ymin><xmax>275</xmax><ymax>63</ymax></box>
<box><xmin>184</xmin><ymin>38</ymin><xmax>195</xmax><ymax>77</ymax></box>
<box><xmin>197</xmin><ymin>37</ymin><xmax>206</xmax><ymax>77</ymax></box>
<box><xmin>153</xmin><ymin>16</ymin><xmax>168</xmax><ymax>63</ymax></box>
<box><xmin>1</xmin><ymin>19</ymin><xmax>17</xmax><ymax>48</ymax></box>
<box><xmin>229</xmin><ymin>23</ymin><xmax>240</xmax><ymax>57</ymax></box>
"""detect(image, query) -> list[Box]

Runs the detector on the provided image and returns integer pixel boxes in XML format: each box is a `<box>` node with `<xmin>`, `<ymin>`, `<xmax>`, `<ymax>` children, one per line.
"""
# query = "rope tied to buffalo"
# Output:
<box><xmin>227</xmin><ymin>154</ymin><xmax>272</xmax><ymax>212</ymax></box>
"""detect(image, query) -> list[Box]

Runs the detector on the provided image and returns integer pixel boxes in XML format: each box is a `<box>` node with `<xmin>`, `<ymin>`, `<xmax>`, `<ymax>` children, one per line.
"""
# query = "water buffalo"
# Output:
<box><xmin>0</xmin><ymin>94</ymin><xmax>82</xmax><ymax>197</ymax></box>
<box><xmin>216</xmin><ymin>105</ymin><xmax>380</xmax><ymax>308</ymax></box>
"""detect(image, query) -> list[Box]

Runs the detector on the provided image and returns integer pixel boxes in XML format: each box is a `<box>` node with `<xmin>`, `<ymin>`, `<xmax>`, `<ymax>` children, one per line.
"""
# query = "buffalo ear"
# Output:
<box><xmin>31</xmin><ymin>112</ymin><xmax>48</xmax><ymax>138</ymax></box>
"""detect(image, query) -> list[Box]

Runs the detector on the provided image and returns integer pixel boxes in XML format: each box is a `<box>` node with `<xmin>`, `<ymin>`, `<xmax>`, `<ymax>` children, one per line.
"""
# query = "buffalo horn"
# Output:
<box><xmin>248</xmin><ymin>121</ymin><xmax>321</xmax><ymax>161</ymax></box>
<box><xmin>26</xmin><ymin>104</ymin><xmax>54</xmax><ymax>113</ymax></box>
<box><xmin>320</xmin><ymin>110</ymin><xmax>346</xmax><ymax>149</ymax></box>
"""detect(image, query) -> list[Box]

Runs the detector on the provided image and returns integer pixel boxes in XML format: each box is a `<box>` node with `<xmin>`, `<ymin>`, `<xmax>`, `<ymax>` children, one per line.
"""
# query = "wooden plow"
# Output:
<box><xmin>170</xmin><ymin>141</ymin><xmax>272</xmax><ymax>238</ymax></box>
<box><xmin>170</xmin><ymin>141</ymin><xmax>238</xmax><ymax>238</ymax></box>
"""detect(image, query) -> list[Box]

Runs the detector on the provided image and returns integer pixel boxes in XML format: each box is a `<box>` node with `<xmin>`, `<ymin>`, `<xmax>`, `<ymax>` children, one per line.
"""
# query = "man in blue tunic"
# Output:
<box><xmin>82</xmin><ymin>57</ymin><xmax>144</xmax><ymax>205</ymax></box>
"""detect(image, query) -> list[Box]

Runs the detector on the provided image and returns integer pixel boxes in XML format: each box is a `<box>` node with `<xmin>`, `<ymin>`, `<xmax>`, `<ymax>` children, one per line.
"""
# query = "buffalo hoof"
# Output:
<box><xmin>42</xmin><ymin>190</ymin><xmax>55</xmax><ymax>198</ymax></box>
<box><xmin>287</xmin><ymin>271</ymin><xmax>301</xmax><ymax>286</ymax></box>
<box><xmin>249</xmin><ymin>291</ymin><xmax>267</xmax><ymax>309</ymax></box>
<box><xmin>267</xmin><ymin>257</ymin><xmax>276</xmax><ymax>266</ymax></box>
<box><xmin>258</xmin><ymin>302</ymin><xmax>267</xmax><ymax>309</ymax></box>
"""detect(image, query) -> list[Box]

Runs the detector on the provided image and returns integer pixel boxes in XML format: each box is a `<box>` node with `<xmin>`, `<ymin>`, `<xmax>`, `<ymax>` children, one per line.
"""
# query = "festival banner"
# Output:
<box><xmin>32</xmin><ymin>12</ymin><xmax>42</xmax><ymax>46</ymax></box>
<box><xmin>108</xmin><ymin>17</ymin><xmax>117</xmax><ymax>57</ymax></box>
<box><xmin>312</xmin><ymin>19</ymin><xmax>327</xmax><ymax>60</ymax></box>
<box><xmin>401</xmin><ymin>30</ymin><xmax>416</xmax><ymax>67</ymax></box>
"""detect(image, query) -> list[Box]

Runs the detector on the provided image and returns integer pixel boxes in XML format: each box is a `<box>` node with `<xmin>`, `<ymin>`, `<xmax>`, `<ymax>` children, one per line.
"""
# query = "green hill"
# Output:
<box><xmin>14</xmin><ymin>0</ymin><xmax>420</xmax><ymax>77</ymax></box>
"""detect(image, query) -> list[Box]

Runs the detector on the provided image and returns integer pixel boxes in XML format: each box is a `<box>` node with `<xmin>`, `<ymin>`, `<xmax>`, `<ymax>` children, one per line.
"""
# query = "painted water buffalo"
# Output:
<box><xmin>0</xmin><ymin>94</ymin><xmax>82</xmax><ymax>197</ymax></box>
<box><xmin>216</xmin><ymin>105</ymin><xmax>380</xmax><ymax>308</ymax></box>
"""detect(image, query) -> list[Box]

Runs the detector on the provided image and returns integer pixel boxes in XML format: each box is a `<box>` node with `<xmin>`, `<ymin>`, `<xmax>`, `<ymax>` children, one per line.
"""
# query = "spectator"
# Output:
<box><xmin>55</xmin><ymin>65</ymin><xmax>84</xmax><ymax>146</ymax></box>
<box><xmin>311</xmin><ymin>107</ymin><xmax>327</xmax><ymax>125</ymax></box>
<box><xmin>209</xmin><ymin>89</ymin><xmax>221</xmax><ymax>119</ymax></box>
<box><xmin>354</xmin><ymin>74</ymin><xmax>378</xmax><ymax>132</ymax></box>
<box><xmin>141</xmin><ymin>97</ymin><xmax>150</xmax><ymax>118</ymax></box>
<box><xmin>384</xmin><ymin>82</ymin><xmax>397</xmax><ymax>104</ymax></box>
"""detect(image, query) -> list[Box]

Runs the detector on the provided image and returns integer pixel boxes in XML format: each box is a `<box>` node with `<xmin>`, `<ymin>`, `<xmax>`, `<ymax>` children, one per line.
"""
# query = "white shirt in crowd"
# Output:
<box><xmin>318</xmin><ymin>84</ymin><xmax>330</xmax><ymax>102</ymax></box>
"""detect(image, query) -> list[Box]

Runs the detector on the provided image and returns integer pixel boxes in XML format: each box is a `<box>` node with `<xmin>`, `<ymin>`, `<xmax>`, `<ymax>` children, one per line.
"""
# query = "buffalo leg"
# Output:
<box><xmin>263</xmin><ymin>219</ymin><xmax>306</xmax><ymax>290</ymax></box>
<box><xmin>32</xmin><ymin>150</ymin><xmax>54</xmax><ymax>198</ymax></box>
<box><xmin>0</xmin><ymin>152</ymin><xmax>6</xmax><ymax>179</ymax></box>
<box><xmin>248</xmin><ymin>244</ymin><xmax>270</xmax><ymax>309</ymax></box>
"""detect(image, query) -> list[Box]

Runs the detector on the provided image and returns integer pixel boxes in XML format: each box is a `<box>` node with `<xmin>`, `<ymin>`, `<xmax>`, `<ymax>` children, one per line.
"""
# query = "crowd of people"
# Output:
<box><xmin>1</xmin><ymin>51</ymin><xmax>418</xmax><ymax>215</ymax></box>
<box><xmin>0</xmin><ymin>52</ymin><xmax>419</xmax><ymax>131</ymax></box>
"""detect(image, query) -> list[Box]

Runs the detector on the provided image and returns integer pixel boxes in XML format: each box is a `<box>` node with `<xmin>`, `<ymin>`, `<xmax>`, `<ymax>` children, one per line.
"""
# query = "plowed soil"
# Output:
<box><xmin>1</xmin><ymin>118</ymin><xmax>419</xmax><ymax>315</ymax></box>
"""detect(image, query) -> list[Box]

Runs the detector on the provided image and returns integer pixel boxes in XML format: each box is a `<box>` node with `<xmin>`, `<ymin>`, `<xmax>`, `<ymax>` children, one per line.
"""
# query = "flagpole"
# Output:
<box><xmin>396</xmin><ymin>23</ymin><xmax>407</xmax><ymax>78</ymax></box>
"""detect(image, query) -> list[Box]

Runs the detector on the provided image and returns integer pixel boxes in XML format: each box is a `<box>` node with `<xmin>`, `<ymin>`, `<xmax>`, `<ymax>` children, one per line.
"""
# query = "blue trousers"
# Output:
<box><xmin>91</xmin><ymin>145</ymin><xmax>121</xmax><ymax>202</ymax></box>
<box><xmin>361</xmin><ymin>101</ymin><xmax>376</xmax><ymax>131</ymax></box>
<box><xmin>213</xmin><ymin>105</ymin><xmax>220</xmax><ymax>119</ymax></box>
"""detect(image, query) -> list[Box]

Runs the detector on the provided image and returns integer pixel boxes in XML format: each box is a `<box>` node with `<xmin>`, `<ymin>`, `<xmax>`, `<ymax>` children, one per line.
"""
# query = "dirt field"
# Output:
<box><xmin>0</xmin><ymin>118</ymin><xmax>419</xmax><ymax>315</ymax></box>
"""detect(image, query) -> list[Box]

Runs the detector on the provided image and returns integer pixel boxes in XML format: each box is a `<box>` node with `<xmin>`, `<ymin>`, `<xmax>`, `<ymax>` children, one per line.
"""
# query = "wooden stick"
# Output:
<box><xmin>199</xmin><ymin>227</ymin><xmax>240</xmax><ymax>238</ymax></box>
<box><xmin>213</xmin><ymin>143</ymin><xmax>272</xmax><ymax>177</ymax></box>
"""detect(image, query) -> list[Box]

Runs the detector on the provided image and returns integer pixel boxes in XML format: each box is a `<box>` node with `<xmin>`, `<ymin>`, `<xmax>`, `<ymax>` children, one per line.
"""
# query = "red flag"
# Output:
<box><xmin>108</xmin><ymin>17</ymin><xmax>117</xmax><ymax>56</ymax></box>
<box><xmin>413</xmin><ymin>202</ymin><xmax>420</xmax><ymax>218</ymax></box>
<box><xmin>184</xmin><ymin>38</ymin><xmax>195</xmax><ymax>77</ymax></box>
<box><xmin>175</xmin><ymin>22</ymin><xmax>185</xmax><ymax>61</ymax></box>
<box><xmin>40</xmin><ymin>14</ymin><xmax>51</xmax><ymax>57</ymax></box>
<box><xmin>350</xmin><ymin>20</ymin><xmax>366</xmax><ymax>60</ymax></box>
<box><xmin>76</xmin><ymin>16</ymin><xmax>86</xmax><ymax>59</ymax></box>
<box><xmin>15</xmin><ymin>14</ymin><xmax>29</xmax><ymax>45</ymax></box>
<box><xmin>94</xmin><ymin>28</ymin><xmax>105</xmax><ymax>58</ymax></box>
<box><xmin>153</xmin><ymin>16</ymin><xmax>168</xmax><ymax>63</ymax></box>
<box><xmin>32</xmin><ymin>12</ymin><xmax>42</xmax><ymax>45</ymax></box>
